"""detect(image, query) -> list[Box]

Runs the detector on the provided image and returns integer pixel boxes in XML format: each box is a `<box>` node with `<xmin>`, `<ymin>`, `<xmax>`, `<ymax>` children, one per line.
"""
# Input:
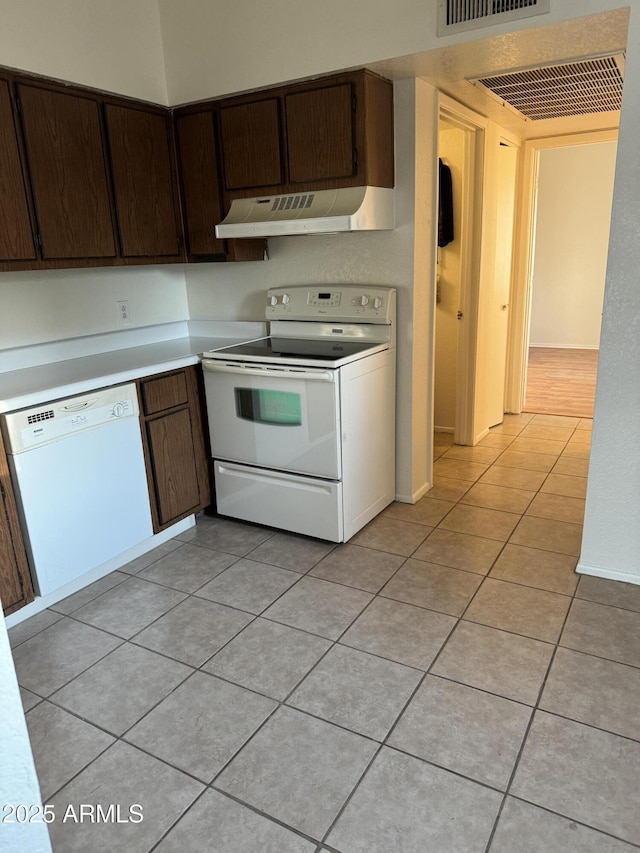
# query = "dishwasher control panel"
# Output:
<box><xmin>1</xmin><ymin>384</ymin><xmax>140</xmax><ymax>454</ymax></box>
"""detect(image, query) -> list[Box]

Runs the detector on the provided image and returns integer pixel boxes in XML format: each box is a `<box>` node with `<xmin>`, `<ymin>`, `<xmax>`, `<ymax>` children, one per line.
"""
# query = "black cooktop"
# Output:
<box><xmin>215</xmin><ymin>336</ymin><xmax>380</xmax><ymax>362</ymax></box>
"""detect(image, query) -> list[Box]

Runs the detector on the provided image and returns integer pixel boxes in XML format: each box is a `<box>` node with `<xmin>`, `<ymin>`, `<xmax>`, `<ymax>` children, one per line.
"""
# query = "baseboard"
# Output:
<box><xmin>529</xmin><ymin>344</ymin><xmax>600</xmax><ymax>350</ymax></box>
<box><xmin>395</xmin><ymin>480</ymin><xmax>431</xmax><ymax>504</ymax></box>
<box><xmin>576</xmin><ymin>560</ymin><xmax>640</xmax><ymax>586</ymax></box>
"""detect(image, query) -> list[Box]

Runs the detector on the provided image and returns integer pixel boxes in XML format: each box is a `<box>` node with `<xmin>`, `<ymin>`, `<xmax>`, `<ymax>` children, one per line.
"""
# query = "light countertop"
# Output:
<box><xmin>0</xmin><ymin>322</ymin><xmax>265</xmax><ymax>413</ymax></box>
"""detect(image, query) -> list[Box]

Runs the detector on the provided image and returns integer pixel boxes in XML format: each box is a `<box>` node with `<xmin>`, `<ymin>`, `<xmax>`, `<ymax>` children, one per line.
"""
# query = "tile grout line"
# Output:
<box><xmin>481</xmin><ymin>483</ymin><xmax>603</xmax><ymax>853</ymax></box>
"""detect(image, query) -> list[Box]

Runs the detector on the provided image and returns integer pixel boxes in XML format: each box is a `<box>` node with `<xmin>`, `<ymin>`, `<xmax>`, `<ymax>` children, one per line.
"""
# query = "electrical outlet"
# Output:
<box><xmin>117</xmin><ymin>300</ymin><xmax>130</xmax><ymax>325</ymax></box>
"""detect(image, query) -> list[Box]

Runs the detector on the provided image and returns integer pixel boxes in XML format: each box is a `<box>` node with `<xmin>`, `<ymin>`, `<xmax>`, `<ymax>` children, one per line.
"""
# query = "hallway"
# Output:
<box><xmin>524</xmin><ymin>346</ymin><xmax>599</xmax><ymax>419</ymax></box>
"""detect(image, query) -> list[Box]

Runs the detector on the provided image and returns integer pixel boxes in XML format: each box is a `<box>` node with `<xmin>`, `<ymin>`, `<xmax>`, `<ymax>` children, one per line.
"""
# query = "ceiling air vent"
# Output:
<box><xmin>470</xmin><ymin>54</ymin><xmax>625</xmax><ymax>120</ymax></box>
<box><xmin>438</xmin><ymin>0</ymin><xmax>549</xmax><ymax>36</ymax></box>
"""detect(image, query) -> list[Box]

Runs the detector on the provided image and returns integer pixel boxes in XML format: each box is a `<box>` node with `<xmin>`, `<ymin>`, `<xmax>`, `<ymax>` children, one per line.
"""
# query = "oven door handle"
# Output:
<box><xmin>201</xmin><ymin>360</ymin><xmax>336</xmax><ymax>382</ymax></box>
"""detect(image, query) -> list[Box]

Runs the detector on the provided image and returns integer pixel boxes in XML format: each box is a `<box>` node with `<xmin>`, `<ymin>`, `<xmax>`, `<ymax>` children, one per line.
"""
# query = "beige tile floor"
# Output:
<box><xmin>9</xmin><ymin>412</ymin><xmax>640</xmax><ymax>852</ymax></box>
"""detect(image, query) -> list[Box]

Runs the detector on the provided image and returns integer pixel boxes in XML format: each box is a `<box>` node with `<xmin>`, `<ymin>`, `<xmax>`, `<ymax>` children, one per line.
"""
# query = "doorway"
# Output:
<box><xmin>434</xmin><ymin>97</ymin><xmax>520</xmax><ymax>448</ymax></box>
<box><xmin>506</xmin><ymin>130</ymin><xmax>619</xmax><ymax>418</ymax></box>
<box><xmin>434</xmin><ymin>99</ymin><xmax>484</xmax><ymax>447</ymax></box>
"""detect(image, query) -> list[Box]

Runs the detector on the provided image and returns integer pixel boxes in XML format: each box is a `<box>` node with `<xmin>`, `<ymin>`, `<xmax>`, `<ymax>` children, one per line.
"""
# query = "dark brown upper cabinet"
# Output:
<box><xmin>175</xmin><ymin>109</ymin><xmax>225</xmax><ymax>258</ymax></box>
<box><xmin>18</xmin><ymin>82</ymin><xmax>117</xmax><ymax>260</ymax></box>
<box><xmin>219</xmin><ymin>98</ymin><xmax>283</xmax><ymax>191</ymax></box>
<box><xmin>0</xmin><ymin>80</ymin><xmax>37</xmax><ymax>262</ymax></box>
<box><xmin>1</xmin><ymin>69</ymin><xmax>187</xmax><ymax>272</ymax></box>
<box><xmin>174</xmin><ymin>103</ymin><xmax>266</xmax><ymax>263</ymax></box>
<box><xmin>0</xmin><ymin>66</ymin><xmax>393</xmax><ymax>273</ymax></box>
<box><xmin>217</xmin><ymin>70</ymin><xmax>393</xmax><ymax>203</ymax></box>
<box><xmin>286</xmin><ymin>83</ymin><xmax>354</xmax><ymax>183</ymax></box>
<box><xmin>104</xmin><ymin>103</ymin><xmax>182</xmax><ymax>258</ymax></box>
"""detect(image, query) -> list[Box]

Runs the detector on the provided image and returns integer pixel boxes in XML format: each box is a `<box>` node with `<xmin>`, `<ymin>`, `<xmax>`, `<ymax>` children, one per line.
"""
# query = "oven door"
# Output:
<box><xmin>202</xmin><ymin>360</ymin><xmax>341</xmax><ymax>479</ymax></box>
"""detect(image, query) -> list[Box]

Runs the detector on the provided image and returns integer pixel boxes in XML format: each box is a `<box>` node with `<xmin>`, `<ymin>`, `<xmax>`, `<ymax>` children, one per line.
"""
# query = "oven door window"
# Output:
<box><xmin>235</xmin><ymin>388</ymin><xmax>302</xmax><ymax>426</ymax></box>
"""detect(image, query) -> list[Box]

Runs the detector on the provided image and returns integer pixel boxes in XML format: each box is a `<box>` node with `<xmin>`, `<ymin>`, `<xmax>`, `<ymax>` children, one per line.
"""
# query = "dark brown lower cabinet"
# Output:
<box><xmin>0</xmin><ymin>439</ymin><xmax>34</xmax><ymax>617</ymax></box>
<box><xmin>138</xmin><ymin>365</ymin><xmax>211</xmax><ymax>532</ymax></box>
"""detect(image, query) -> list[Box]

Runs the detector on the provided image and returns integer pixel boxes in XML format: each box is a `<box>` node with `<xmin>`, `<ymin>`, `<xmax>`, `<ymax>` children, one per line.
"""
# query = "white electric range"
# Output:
<box><xmin>201</xmin><ymin>284</ymin><xmax>396</xmax><ymax>541</ymax></box>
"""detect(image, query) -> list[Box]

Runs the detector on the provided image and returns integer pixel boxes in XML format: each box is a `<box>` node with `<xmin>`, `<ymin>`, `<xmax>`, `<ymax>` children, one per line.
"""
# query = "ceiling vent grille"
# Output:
<box><xmin>438</xmin><ymin>0</ymin><xmax>549</xmax><ymax>35</ymax></box>
<box><xmin>471</xmin><ymin>55</ymin><xmax>625</xmax><ymax>120</ymax></box>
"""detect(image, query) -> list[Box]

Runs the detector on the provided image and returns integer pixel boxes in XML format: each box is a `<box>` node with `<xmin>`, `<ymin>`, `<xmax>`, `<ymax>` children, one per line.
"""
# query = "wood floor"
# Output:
<box><xmin>524</xmin><ymin>346</ymin><xmax>598</xmax><ymax>419</ymax></box>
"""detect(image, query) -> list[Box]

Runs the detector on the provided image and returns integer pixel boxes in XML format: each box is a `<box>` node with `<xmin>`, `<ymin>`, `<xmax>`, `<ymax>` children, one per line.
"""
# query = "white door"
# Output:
<box><xmin>485</xmin><ymin>143</ymin><xmax>518</xmax><ymax>427</ymax></box>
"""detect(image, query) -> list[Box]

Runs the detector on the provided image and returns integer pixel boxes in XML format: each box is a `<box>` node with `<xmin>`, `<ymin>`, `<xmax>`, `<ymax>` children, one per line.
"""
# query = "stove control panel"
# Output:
<box><xmin>266</xmin><ymin>285</ymin><xmax>395</xmax><ymax>324</ymax></box>
<box><xmin>307</xmin><ymin>291</ymin><xmax>341</xmax><ymax>307</ymax></box>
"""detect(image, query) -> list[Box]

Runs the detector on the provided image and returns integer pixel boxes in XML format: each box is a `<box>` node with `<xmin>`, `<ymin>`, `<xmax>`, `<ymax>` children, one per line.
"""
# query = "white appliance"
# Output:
<box><xmin>1</xmin><ymin>384</ymin><xmax>153</xmax><ymax>597</ymax></box>
<box><xmin>201</xmin><ymin>285</ymin><xmax>396</xmax><ymax>542</ymax></box>
<box><xmin>215</xmin><ymin>186</ymin><xmax>394</xmax><ymax>238</ymax></box>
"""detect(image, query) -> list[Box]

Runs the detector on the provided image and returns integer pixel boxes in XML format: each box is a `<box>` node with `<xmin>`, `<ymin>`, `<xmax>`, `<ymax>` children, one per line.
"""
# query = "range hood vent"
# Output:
<box><xmin>470</xmin><ymin>54</ymin><xmax>625</xmax><ymax>120</ymax></box>
<box><xmin>438</xmin><ymin>0</ymin><xmax>549</xmax><ymax>36</ymax></box>
<box><xmin>215</xmin><ymin>186</ymin><xmax>395</xmax><ymax>238</ymax></box>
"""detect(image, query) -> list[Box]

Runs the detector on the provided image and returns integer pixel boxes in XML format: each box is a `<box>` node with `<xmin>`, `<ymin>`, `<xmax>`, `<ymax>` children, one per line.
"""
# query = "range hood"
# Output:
<box><xmin>215</xmin><ymin>186</ymin><xmax>394</xmax><ymax>238</ymax></box>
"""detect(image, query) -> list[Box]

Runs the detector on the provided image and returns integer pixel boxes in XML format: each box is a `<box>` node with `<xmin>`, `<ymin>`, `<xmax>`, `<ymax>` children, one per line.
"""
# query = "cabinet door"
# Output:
<box><xmin>175</xmin><ymin>110</ymin><xmax>225</xmax><ymax>257</ymax></box>
<box><xmin>146</xmin><ymin>408</ymin><xmax>201</xmax><ymax>527</ymax></box>
<box><xmin>105</xmin><ymin>104</ymin><xmax>181</xmax><ymax>258</ymax></box>
<box><xmin>0</xmin><ymin>80</ymin><xmax>36</xmax><ymax>261</ymax></box>
<box><xmin>18</xmin><ymin>84</ymin><xmax>117</xmax><ymax>259</ymax></box>
<box><xmin>219</xmin><ymin>98</ymin><xmax>283</xmax><ymax>190</ymax></box>
<box><xmin>0</xmin><ymin>445</ymin><xmax>34</xmax><ymax>617</ymax></box>
<box><xmin>286</xmin><ymin>83</ymin><xmax>355</xmax><ymax>183</ymax></box>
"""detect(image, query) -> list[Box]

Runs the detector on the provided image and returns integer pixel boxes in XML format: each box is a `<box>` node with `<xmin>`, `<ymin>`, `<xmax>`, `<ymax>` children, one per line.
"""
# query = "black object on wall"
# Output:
<box><xmin>438</xmin><ymin>159</ymin><xmax>454</xmax><ymax>248</ymax></box>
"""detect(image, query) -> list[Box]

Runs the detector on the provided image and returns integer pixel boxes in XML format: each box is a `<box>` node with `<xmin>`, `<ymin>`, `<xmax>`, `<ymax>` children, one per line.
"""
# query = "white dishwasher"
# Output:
<box><xmin>1</xmin><ymin>383</ymin><xmax>153</xmax><ymax>597</ymax></box>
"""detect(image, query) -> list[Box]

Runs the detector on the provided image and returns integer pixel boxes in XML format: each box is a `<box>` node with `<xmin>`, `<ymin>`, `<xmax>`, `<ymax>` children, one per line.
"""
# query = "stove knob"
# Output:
<box><xmin>360</xmin><ymin>295</ymin><xmax>370</xmax><ymax>307</ymax></box>
<box><xmin>269</xmin><ymin>295</ymin><xmax>278</xmax><ymax>306</ymax></box>
<box><xmin>281</xmin><ymin>293</ymin><xmax>290</xmax><ymax>305</ymax></box>
<box><xmin>373</xmin><ymin>297</ymin><xmax>383</xmax><ymax>309</ymax></box>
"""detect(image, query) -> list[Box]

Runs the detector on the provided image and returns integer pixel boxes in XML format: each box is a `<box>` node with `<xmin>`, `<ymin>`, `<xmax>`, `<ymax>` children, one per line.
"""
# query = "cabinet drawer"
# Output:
<box><xmin>141</xmin><ymin>371</ymin><xmax>188</xmax><ymax>415</ymax></box>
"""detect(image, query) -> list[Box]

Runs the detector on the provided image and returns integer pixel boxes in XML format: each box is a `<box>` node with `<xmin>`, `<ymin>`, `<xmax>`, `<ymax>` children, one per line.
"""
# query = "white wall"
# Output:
<box><xmin>434</xmin><ymin>126</ymin><xmax>464</xmax><ymax>432</ymax></box>
<box><xmin>579</xmin><ymin>4</ymin><xmax>640</xmax><ymax>584</ymax></box>
<box><xmin>186</xmin><ymin>77</ymin><xmax>438</xmax><ymax>503</ymax></box>
<box><xmin>0</xmin><ymin>0</ymin><xmax>168</xmax><ymax>103</ymax></box>
<box><xmin>529</xmin><ymin>142</ymin><xmax>617</xmax><ymax>348</ymax></box>
<box><xmin>0</xmin><ymin>611</ymin><xmax>51</xmax><ymax>853</ymax></box>
<box><xmin>0</xmin><ymin>267</ymin><xmax>189</xmax><ymax>353</ymax></box>
<box><xmin>157</xmin><ymin>0</ymin><xmax>628</xmax><ymax>105</ymax></box>
<box><xmin>158</xmin><ymin>0</ymin><xmax>439</xmax><ymax>103</ymax></box>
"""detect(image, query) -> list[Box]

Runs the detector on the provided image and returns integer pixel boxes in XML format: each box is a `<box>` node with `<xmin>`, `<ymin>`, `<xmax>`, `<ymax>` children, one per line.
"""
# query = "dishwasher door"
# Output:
<box><xmin>3</xmin><ymin>385</ymin><xmax>153</xmax><ymax>597</ymax></box>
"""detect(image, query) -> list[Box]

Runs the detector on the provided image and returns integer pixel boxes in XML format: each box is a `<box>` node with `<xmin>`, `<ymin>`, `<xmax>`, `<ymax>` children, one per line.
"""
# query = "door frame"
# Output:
<box><xmin>437</xmin><ymin>94</ymin><xmax>486</xmax><ymax>446</ymax></box>
<box><xmin>490</xmin><ymin>136</ymin><xmax>520</xmax><ymax>426</ymax></box>
<box><xmin>504</xmin><ymin>128</ymin><xmax>619</xmax><ymax>413</ymax></box>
